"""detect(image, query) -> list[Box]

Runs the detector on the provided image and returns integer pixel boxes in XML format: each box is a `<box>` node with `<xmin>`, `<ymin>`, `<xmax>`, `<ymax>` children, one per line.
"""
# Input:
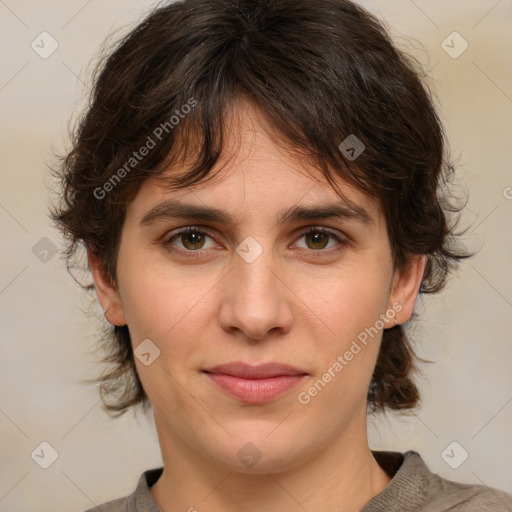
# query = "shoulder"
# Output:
<box><xmin>366</xmin><ymin>450</ymin><xmax>512</xmax><ymax>512</ymax></box>
<box><xmin>423</xmin><ymin>469</ymin><xmax>512</xmax><ymax>511</ymax></box>
<box><xmin>80</xmin><ymin>467</ymin><xmax>163</xmax><ymax>512</ymax></box>
<box><xmin>82</xmin><ymin>496</ymin><xmax>128</xmax><ymax>512</ymax></box>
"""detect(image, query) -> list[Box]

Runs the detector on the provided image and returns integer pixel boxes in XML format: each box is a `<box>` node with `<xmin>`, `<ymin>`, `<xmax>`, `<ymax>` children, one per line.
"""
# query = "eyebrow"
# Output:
<box><xmin>140</xmin><ymin>198</ymin><xmax>373</xmax><ymax>227</ymax></box>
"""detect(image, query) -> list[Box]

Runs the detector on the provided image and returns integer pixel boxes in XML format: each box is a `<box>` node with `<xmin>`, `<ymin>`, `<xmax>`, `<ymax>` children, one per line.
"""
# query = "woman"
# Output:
<box><xmin>51</xmin><ymin>0</ymin><xmax>512</xmax><ymax>510</ymax></box>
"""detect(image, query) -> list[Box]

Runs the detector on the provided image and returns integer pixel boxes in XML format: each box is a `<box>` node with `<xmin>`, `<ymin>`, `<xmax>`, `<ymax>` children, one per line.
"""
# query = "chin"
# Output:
<box><xmin>207</xmin><ymin>431</ymin><xmax>314</xmax><ymax>475</ymax></box>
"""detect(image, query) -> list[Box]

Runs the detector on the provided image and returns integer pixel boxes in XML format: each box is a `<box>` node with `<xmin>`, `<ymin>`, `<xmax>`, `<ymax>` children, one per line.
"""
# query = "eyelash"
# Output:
<box><xmin>161</xmin><ymin>226</ymin><xmax>348</xmax><ymax>258</ymax></box>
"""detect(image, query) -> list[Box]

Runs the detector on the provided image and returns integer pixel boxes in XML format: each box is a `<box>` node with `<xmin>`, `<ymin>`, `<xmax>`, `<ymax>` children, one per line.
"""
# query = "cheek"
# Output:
<box><xmin>121</xmin><ymin>276</ymin><xmax>217</xmax><ymax>349</ymax></box>
<box><xmin>117</xmin><ymin>241</ymin><xmax>204</xmax><ymax>336</ymax></box>
<box><xmin>289</xmin><ymin>256</ymin><xmax>393</xmax><ymax>406</ymax></box>
<box><xmin>117</xmin><ymin>256</ymin><xmax>218</xmax><ymax>411</ymax></box>
<box><xmin>297</xmin><ymin>277</ymin><xmax>389</xmax><ymax>412</ymax></box>
<box><xmin>293</xmin><ymin>260</ymin><xmax>392</xmax><ymax>343</ymax></box>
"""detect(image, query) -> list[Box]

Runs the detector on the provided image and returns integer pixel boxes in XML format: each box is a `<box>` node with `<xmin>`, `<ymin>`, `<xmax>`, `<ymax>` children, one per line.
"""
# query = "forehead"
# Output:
<box><xmin>127</xmin><ymin>98</ymin><xmax>383</xmax><ymax>227</ymax></box>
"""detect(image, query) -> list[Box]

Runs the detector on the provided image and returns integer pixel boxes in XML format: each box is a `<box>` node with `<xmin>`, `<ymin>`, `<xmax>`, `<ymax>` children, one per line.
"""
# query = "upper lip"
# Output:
<box><xmin>203</xmin><ymin>362</ymin><xmax>307</xmax><ymax>379</ymax></box>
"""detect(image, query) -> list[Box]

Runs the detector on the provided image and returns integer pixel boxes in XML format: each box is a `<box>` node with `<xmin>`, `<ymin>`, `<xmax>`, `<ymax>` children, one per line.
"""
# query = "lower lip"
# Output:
<box><xmin>205</xmin><ymin>373</ymin><xmax>307</xmax><ymax>403</ymax></box>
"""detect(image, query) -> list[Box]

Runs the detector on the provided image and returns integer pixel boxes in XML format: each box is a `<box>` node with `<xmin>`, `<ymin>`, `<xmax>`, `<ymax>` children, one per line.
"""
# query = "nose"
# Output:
<box><xmin>218</xmin><ymin>240</ymin><xmax>294</xmax><ymax>341</ymax></box>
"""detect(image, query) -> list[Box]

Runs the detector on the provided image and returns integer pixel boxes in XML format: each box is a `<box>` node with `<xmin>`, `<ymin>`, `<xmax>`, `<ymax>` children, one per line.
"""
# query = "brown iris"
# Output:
<box><xmin>305</xmin><ymin>231</ymin><xmax>329</xmax><ymax>250</ymax></box>
<box><xmin>181</xmin><ymin>231</ymin><xmax>206</xmax><ymax>250</ymax></box>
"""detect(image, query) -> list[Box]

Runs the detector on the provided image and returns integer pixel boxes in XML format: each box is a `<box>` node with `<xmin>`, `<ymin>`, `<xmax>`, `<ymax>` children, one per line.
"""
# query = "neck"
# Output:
<box><xmin>150</xmin><ymin>408</ymin><xmax>391</xmax><ymax>512</ymax></box>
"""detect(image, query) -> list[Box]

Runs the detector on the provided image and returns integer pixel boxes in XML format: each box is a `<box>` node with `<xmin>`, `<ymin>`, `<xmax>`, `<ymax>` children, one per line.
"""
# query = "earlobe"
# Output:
<box><xmin>87</xmin><ymin>249</ymin><xmax>127</xmax><ymax>326</ymax></box>
<box><xmin>388</xmin><ymin>254</ymin><xmax>426</xmax><ymax>325</ymax></box>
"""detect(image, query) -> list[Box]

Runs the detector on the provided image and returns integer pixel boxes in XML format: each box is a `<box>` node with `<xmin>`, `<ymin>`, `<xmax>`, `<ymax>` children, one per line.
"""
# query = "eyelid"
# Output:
<box><xmin>295</xmin><ymin>225</ymin><xmax>349</xmax><ymax>241</ymax></box>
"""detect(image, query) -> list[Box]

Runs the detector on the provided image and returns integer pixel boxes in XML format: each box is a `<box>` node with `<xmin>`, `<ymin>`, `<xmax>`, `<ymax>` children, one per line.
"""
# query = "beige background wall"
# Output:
<box><xmin>0</xmin><ymin>1</ymin><xmax>511</xmax><ymax>511</ymax></box>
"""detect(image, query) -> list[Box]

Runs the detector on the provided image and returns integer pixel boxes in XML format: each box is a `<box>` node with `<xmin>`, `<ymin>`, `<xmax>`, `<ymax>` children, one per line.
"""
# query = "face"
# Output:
<box><xmin>90</xmin><ymin>99</ymin><xmax>424</xmax><ymax>474</ymax></box>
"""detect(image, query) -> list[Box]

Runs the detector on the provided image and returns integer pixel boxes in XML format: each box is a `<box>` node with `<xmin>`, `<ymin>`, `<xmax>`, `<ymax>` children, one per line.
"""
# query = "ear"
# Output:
<box><xmin>88</xmin><ymin>249</ymin><xmax>127</xmax><ymax>326</ymax></box>
<box><xmin>388</xmin><ymin>254</ymin><xmax>426</xmax><ymax>325</ymax></box>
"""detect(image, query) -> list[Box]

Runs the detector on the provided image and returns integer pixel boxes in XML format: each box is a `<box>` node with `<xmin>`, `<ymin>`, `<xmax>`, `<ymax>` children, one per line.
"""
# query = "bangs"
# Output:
<box><xmin>95</xmin><ymin>0</ymin><xmax>425</xmax><ymax>201</ymax></box>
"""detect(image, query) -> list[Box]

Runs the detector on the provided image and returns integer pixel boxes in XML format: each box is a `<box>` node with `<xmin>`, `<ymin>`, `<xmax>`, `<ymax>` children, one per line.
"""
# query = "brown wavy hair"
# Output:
<box><xmin>50</xmin><ymin>0</ymin><xmax>470</xmax><ymax>417</ymax></box>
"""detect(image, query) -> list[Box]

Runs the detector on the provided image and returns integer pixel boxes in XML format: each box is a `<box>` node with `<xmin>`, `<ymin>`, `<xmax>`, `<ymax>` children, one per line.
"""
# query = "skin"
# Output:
<box><xmin>89</xmin><ymin>99</ymin><xmax>426</xmax><ymax>512</ymax></box>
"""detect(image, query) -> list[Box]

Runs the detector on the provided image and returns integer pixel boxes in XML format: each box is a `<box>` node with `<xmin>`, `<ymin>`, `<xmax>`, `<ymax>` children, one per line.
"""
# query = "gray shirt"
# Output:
<box><xmin>83</xmin><ymin>450</ymin><xmax>512</xmax><ymax>511</ymax></box>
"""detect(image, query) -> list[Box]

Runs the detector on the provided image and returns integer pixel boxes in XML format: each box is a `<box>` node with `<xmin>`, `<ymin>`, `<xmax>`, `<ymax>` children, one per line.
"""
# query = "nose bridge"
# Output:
<box><xmin>236</xmin><ymin>238</ymin><xmax>277</xmax><ymax>298</ymax></box>
<box><xmin>219</xmin><ymin>235</ymin><xmax>292</xmax><ymax>340</ymax></box>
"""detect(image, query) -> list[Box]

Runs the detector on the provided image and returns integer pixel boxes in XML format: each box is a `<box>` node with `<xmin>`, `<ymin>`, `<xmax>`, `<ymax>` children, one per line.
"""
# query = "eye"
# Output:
<box><xmin>162</xmin><ymin>227</ymin><xmax>218</xmax><ymax>256</ymax></box>
<box><xmin>294</xmin><ymin>227</ymin><xmax>347</xmax><ymax>252</ymax></box>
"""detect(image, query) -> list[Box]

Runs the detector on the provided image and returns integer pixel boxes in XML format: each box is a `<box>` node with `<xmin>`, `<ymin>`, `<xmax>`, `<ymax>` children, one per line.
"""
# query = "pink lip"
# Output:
<box><xmin>203</xmin><ymin>362</ymin><xmax>308</xmax><ymax>403</ymax></box>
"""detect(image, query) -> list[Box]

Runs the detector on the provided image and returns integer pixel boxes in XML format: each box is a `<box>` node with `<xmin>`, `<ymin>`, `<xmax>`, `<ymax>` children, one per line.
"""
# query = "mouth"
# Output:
<box><xmin>202</xmin><ymin>362</ymin><xmax>308</xmax><ymax>403</ymax></box>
